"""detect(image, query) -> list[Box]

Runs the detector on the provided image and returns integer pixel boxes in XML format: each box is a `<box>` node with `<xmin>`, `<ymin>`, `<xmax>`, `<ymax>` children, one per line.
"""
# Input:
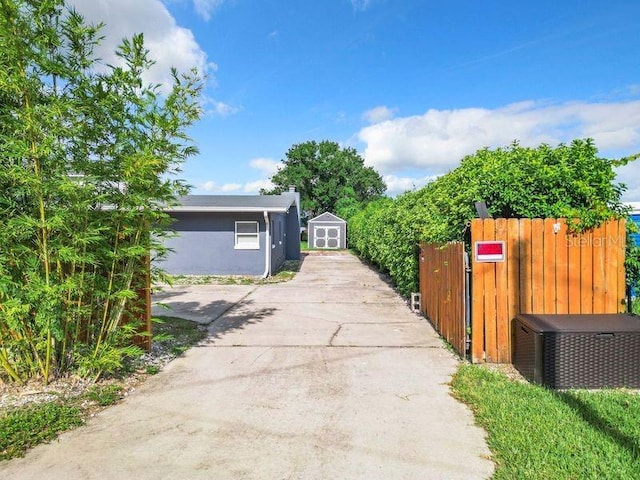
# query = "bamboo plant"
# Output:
<box><xmin>0</xmin><ymin>0</ymin><xmax>202</xmax><ymax>383</ymax></box>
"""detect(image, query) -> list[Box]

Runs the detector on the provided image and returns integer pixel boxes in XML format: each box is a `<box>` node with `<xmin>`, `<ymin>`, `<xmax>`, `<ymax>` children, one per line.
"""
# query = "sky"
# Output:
<box><xmin>70</xmin><ymin>0</ymin><xmax>640</xmax><ymax>201</ymax></box>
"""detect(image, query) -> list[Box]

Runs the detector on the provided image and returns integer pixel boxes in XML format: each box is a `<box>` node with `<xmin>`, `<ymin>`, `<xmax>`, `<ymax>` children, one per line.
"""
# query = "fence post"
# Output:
<box><xmin>471</xmin><ymin>220</ymin><xmax>485</xmax><ymax>363</ymax></box>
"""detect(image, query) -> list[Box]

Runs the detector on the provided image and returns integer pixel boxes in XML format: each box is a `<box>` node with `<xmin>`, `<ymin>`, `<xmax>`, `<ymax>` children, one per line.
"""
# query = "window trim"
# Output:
<box><xmin>235</xmin><ymin>221</ymin><xmax>260</xmax><ymax>250</ymax></box>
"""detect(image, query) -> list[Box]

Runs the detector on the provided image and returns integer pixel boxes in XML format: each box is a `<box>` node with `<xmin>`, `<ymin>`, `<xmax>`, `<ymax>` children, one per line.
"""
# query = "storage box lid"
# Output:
<box><xmin>515</xmin><ymin>313</ymin><xmax>640</xmax><ymax>333</ymax></box>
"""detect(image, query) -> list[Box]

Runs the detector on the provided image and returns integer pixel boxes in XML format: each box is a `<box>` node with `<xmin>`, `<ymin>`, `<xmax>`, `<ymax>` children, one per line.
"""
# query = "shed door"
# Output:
<box><xmin>313</xmin><ymin>225</ymin><xmax>340</xmax><ymax>249</ymax></box>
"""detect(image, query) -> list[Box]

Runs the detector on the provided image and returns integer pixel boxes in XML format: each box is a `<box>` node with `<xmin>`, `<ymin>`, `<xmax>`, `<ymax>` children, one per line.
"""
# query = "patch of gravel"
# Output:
<box><xmin>0</xmin><ymin>335</ymin><xmax>189</xmax><ymax>412</ymax></box>
<box><xmin>0</xmin><ymin>377</ymin><xmax>91</xmax><ymax>411</ymax></box>
<box><xmin>163</xmin><ymin>260</ymin><xmax>301</xmax><ymax>287</ymax></box>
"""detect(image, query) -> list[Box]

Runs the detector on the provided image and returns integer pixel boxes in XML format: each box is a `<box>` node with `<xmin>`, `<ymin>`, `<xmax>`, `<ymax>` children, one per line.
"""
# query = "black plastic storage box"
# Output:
<box><xmin>512</xmin><ymin>313</ymin><xmax>640</xmax><ymax>389</ymax></box>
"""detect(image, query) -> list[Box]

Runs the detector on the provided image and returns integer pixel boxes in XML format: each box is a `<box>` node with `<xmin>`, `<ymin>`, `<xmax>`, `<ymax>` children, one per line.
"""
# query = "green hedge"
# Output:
<box><xmin>348</xmin><ymin>140</ymin><xmax>631</xmax><ymax>297</ymax></box>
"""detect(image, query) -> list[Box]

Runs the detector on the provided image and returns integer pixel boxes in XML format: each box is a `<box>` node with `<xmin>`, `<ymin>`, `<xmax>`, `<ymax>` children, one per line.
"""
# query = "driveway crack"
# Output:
<box><xmin>250</xmin><ymin>347</ymin><xmax>271</xmax><ymax>366</ymax></box>
<box><xmin>328</xmin><ymin>324</ymin><xmax>343</xmax><ymax>346</ymax></box>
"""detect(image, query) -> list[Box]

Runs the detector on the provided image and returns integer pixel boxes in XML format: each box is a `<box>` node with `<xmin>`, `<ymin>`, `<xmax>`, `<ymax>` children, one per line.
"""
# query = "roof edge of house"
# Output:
<box><xmin>163</xmin><ymin>192</ymin><xmax>298</xmax><ymax>213</ymax></box>
<box><xmin>166</xmin><ymin>206</ymin><xmax>290</xmax><ymax>213</ymax></box>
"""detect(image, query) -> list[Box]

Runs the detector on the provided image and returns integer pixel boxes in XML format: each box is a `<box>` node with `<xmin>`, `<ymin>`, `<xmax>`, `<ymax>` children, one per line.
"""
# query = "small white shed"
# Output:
<box><xmin>307</xmin><ymin>212</ymin><xmax>347</xmax><ymax>249</ymax></box>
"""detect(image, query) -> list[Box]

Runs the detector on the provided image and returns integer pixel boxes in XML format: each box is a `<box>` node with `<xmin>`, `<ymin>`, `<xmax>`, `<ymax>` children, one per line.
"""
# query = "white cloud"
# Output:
<box><xmin>70</xmin><ymin>0</ymin><xmax>213</xmax><ymax>93</ymax></box>
<box><xmin>358</xmin><ymin>99</ymin><xmax>640</xmax><ymax>175</ymax></box>
<box><xmin>616</xmin><ymin>162</ymin><xmax>640</xmax><ymax>202</ymax></box>
<box><xmin>220</xmin><ymin>183</ymin><xmax>242</xmax><ymax>192</ymax></box>
<box><xmin>243</xmin><ymin>179</ymin><xmax>274</xmax><ymax>194</ymax></box>
<box><xmin>199</xmin><ymin>181</ymin><xmax>241</xmax><ymax>192</ymax></box>
<box><xmin>362</xmin><ymin>105</ymin><xmax>396</xmax><ymax>123</ymax></box>
<box><xmin>196</xmin><ymin>159</ymin><xmax>281</xmax><ymax>195</ymax></box>
<box><xmin>193</xmin><ymin>0</ymin><xmax>224</xmax><ymax>21</ymax></box>
<box><xmin>202</xmin><ymin>96</ymin><xmax>241</xmax><ymax>117</ymax></box>
<box><xmin>249</xmin><ymin>158</ymin><xmax>281</xmax><ymax>176</ymax></box>
<box><xmin>383</xmin><ymin>174</ymin><xmax>438</xmax><ymax>197</ymax></box>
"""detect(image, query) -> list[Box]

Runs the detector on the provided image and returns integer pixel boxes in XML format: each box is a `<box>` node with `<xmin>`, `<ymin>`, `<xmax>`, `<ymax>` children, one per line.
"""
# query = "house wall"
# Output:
<box><xmin>285</xmin><ymin>205</ymin><xmax>301</xmax><ymax>260</ymax></box>
<box><xmin>159</xmin><ymin>212</ymin><xmax>267</xmax><ymax>275</ymax></box>
<box><xmin>269</xmin><ymin>208</ymin><xmax>302</xmax><ymax>273</ymax></box>
<box><xmin>270</xmin><ymin>213</ymin><xmax>286</xmax><ymax>273</ymax></box>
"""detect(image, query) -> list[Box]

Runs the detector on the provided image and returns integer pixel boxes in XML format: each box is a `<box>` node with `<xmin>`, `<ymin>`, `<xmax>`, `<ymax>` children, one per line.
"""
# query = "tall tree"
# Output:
<box><xmin>0</xmin><ymin>0</ymin><xmax>202</xmax><ymax>383</ymax></box>
<box><xmin>264</xmin><ymin>140</ymin><xmax>386</xmax><ymax>219</ymax></box>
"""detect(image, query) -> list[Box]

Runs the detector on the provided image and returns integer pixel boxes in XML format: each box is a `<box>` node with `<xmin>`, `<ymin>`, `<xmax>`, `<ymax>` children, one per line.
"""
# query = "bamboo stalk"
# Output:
<box><xmin>93</xmin><ymin>222</ymin><xmax>121</xmax><ymax>357</ymax></box>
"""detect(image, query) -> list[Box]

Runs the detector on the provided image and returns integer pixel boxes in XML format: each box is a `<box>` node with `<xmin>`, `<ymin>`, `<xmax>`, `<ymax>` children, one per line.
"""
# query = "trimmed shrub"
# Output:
<box><xmin>348</xmin><ymin>140</ymin><xmax>631</xmax><ymax>297</ymax></box>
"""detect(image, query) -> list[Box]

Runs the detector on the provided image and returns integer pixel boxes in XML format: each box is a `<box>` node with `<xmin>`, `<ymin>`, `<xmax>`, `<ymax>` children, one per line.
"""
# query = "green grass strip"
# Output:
<box><xmin>0</xmin><ymin>402</ymin><xmax>84</xmax><ymax>460</ymax></box>
<box><xmin>451</xmin><ymin>364</ymin><xmax>640</xmax><ymax>479</ymax></box>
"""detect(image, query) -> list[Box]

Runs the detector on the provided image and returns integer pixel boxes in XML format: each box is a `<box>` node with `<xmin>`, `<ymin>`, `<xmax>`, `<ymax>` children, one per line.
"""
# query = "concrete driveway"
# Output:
<box><xmin>0</xmin><ymin>252</ymin><xmax>494</xmax><ymax>479</ymax></box>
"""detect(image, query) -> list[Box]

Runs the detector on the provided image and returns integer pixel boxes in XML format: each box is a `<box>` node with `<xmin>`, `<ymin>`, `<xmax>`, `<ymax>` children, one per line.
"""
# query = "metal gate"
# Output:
<box><xmin>313</xmin><ymin>226</ymin><xmax>340</xmax><ymax>249</ymax></box>
<box><xmin>419</xmin><ymin>242</ymin><xmax>468</xmax><ymax>357</ymax></box>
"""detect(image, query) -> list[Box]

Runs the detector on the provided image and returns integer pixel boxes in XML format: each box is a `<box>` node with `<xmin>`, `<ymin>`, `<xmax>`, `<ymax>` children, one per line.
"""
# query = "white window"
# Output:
<box><xmin>235</xmin><ymin>221</ymin><xmax>259</xmax><ymax>249</ymax></box>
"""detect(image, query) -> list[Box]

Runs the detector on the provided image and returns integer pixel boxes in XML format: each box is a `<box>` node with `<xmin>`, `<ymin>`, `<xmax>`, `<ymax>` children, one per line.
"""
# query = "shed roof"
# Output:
<box><xmin>166</xmin><ymin>193</ymin><xmax>297</xmax><ymax>213</ymax></box>
<box><xmin>308</xmin><ymin>212</ymin><xmax>346</xmax><ymax>223</ymax></box>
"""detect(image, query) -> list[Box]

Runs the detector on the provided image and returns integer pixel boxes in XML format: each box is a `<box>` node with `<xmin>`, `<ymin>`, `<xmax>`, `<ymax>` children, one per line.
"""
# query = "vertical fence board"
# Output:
<box><xmin>494</xmin><ymin>219</ymin><xmax>510</xmax><ymax>362</ymax></box>
<box><xmin>441</xmin><ymin>246</ymin><xmax>449</xmax><ymax>339</ymax></box>
<box><xmin>555</xmin><ymin>220</ymin><xmax>569</xmax><ymax>314</ymax></box>
<box><xmin>531</xmin><ymin>219</ymin><xmax>545</xmax><ymax>313</ymax></box>
<box><xmin>519</xmin><ymin>219</ymin><xmax>533</xmax><ymax>314</ymax></box>
<box><xmin>617</xmin><ymin>220</ymin><xmax>627</xmax><ymax>312</ymax></box>
<box><xmin>456</xmin><ymin>248</ymin><xmax>466</xmax><ymax>356</ymax></box>
<box><xmin>603</xmin><ymin>221</ymin><xmax>616</xmax><ymax>313</ymax></box>
<box><xmin>131</xmin><ymin>255</ymin><xmax>152</xmax><ymax>351</ymax></box>
<box><xmin>482</xmin><ymin>220</ymin><xmax>498</xmax><ymax>362</ymax></box>
<box><xmin>448</xmin><ymin>247</ymin><xmax>456</xmax><ymax>342</ymax></box>
<box><xmin>580</xmin><ymin>228</ymin><xmax>594</xmax><ymax>314</ymax></box>
<box><xmin>471</xmin><ymin>221</ymin><xmax>486</xmax><ymax>362</ymax></box>
<box><xmin>567</xmin><ymin>230</ymin><xmax>582</xmax><ymax>314</ymax></box>
<box><xmin>592</xmin><ymin>224</ymin><xmax>606</xmax><ymax>314</ymax></box>
<box><xmin>543</xmin><ymin>219</ymin><xmax>557</xmax><ymax>314</ymax></box>
<box><xmin>506</xmin><ymin>219</ymin><xmax>520</xmax><ymax>332</ymax></box>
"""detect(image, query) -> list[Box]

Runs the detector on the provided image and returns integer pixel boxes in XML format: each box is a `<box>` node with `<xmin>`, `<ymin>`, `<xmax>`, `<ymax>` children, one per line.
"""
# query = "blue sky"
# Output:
<box><xmin>72</xmin><ymin>0</ymin><xmax>640</xmax><ymax>200</ymax></box>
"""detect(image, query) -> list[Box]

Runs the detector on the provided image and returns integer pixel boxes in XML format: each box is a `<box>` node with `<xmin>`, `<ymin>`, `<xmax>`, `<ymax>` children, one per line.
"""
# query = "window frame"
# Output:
<box><xmin>234</xmin><ymin>221</ymin><xmax>260</xmax><ymax>250</ymax></box>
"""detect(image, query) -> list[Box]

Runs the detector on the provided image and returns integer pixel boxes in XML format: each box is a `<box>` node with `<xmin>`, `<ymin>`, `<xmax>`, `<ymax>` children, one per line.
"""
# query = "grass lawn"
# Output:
<box><xmin>451</xmin><ymin>364</ymin><xmax>640</xmax><ymax>479</ymax></box>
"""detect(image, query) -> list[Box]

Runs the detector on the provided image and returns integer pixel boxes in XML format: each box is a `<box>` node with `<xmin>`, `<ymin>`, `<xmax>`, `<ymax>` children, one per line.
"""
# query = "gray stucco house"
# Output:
<box><xmin>159</xmin><ymin>189</ymin><xmax>301</xmax><ymax>276</ymax></box>
<box><xmin>307</xmin><ymin>212</ymin><xmax>347</xmax><ymax>249</ymax></box>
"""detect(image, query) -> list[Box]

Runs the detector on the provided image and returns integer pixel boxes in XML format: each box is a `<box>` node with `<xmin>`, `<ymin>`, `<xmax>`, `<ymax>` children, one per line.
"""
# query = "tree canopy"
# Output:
<box><xmin>264</xmin><ymin>140</ymin><xmax>386</xmax><ymax>219</ymax></box>
<box><xmin>0</xmin><ymin>0</ymin><xmax>202</xmax><ymax>382</ymax></box>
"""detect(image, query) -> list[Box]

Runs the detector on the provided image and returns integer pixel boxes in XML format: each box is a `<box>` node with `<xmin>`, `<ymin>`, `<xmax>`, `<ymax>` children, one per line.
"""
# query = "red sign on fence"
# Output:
<box><xmin>475</xmin><ymin>241</ymin><xmax>505</xmax><ymax>262</ymax></box>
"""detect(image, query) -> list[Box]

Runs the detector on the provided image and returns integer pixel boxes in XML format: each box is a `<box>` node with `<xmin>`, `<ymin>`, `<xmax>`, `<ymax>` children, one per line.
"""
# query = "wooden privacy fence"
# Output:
<box><xmin>119</xmin><ymin>255</ymin><xmax>152</xmax><ymax>351</ymax></box>
<box><xmin>131</xmin><ymin>255</ymin><xmax>152</xmax><ymax>351</ymax></box>
<box><xmin>471</xmin><ymin>218</ymin><xmax>627</xmax><ymax>363</ymax></box>
<box><xmin>419</xmin><ymin>242</ymin><xmax>467</xmax><ymax>356</ymax></box>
